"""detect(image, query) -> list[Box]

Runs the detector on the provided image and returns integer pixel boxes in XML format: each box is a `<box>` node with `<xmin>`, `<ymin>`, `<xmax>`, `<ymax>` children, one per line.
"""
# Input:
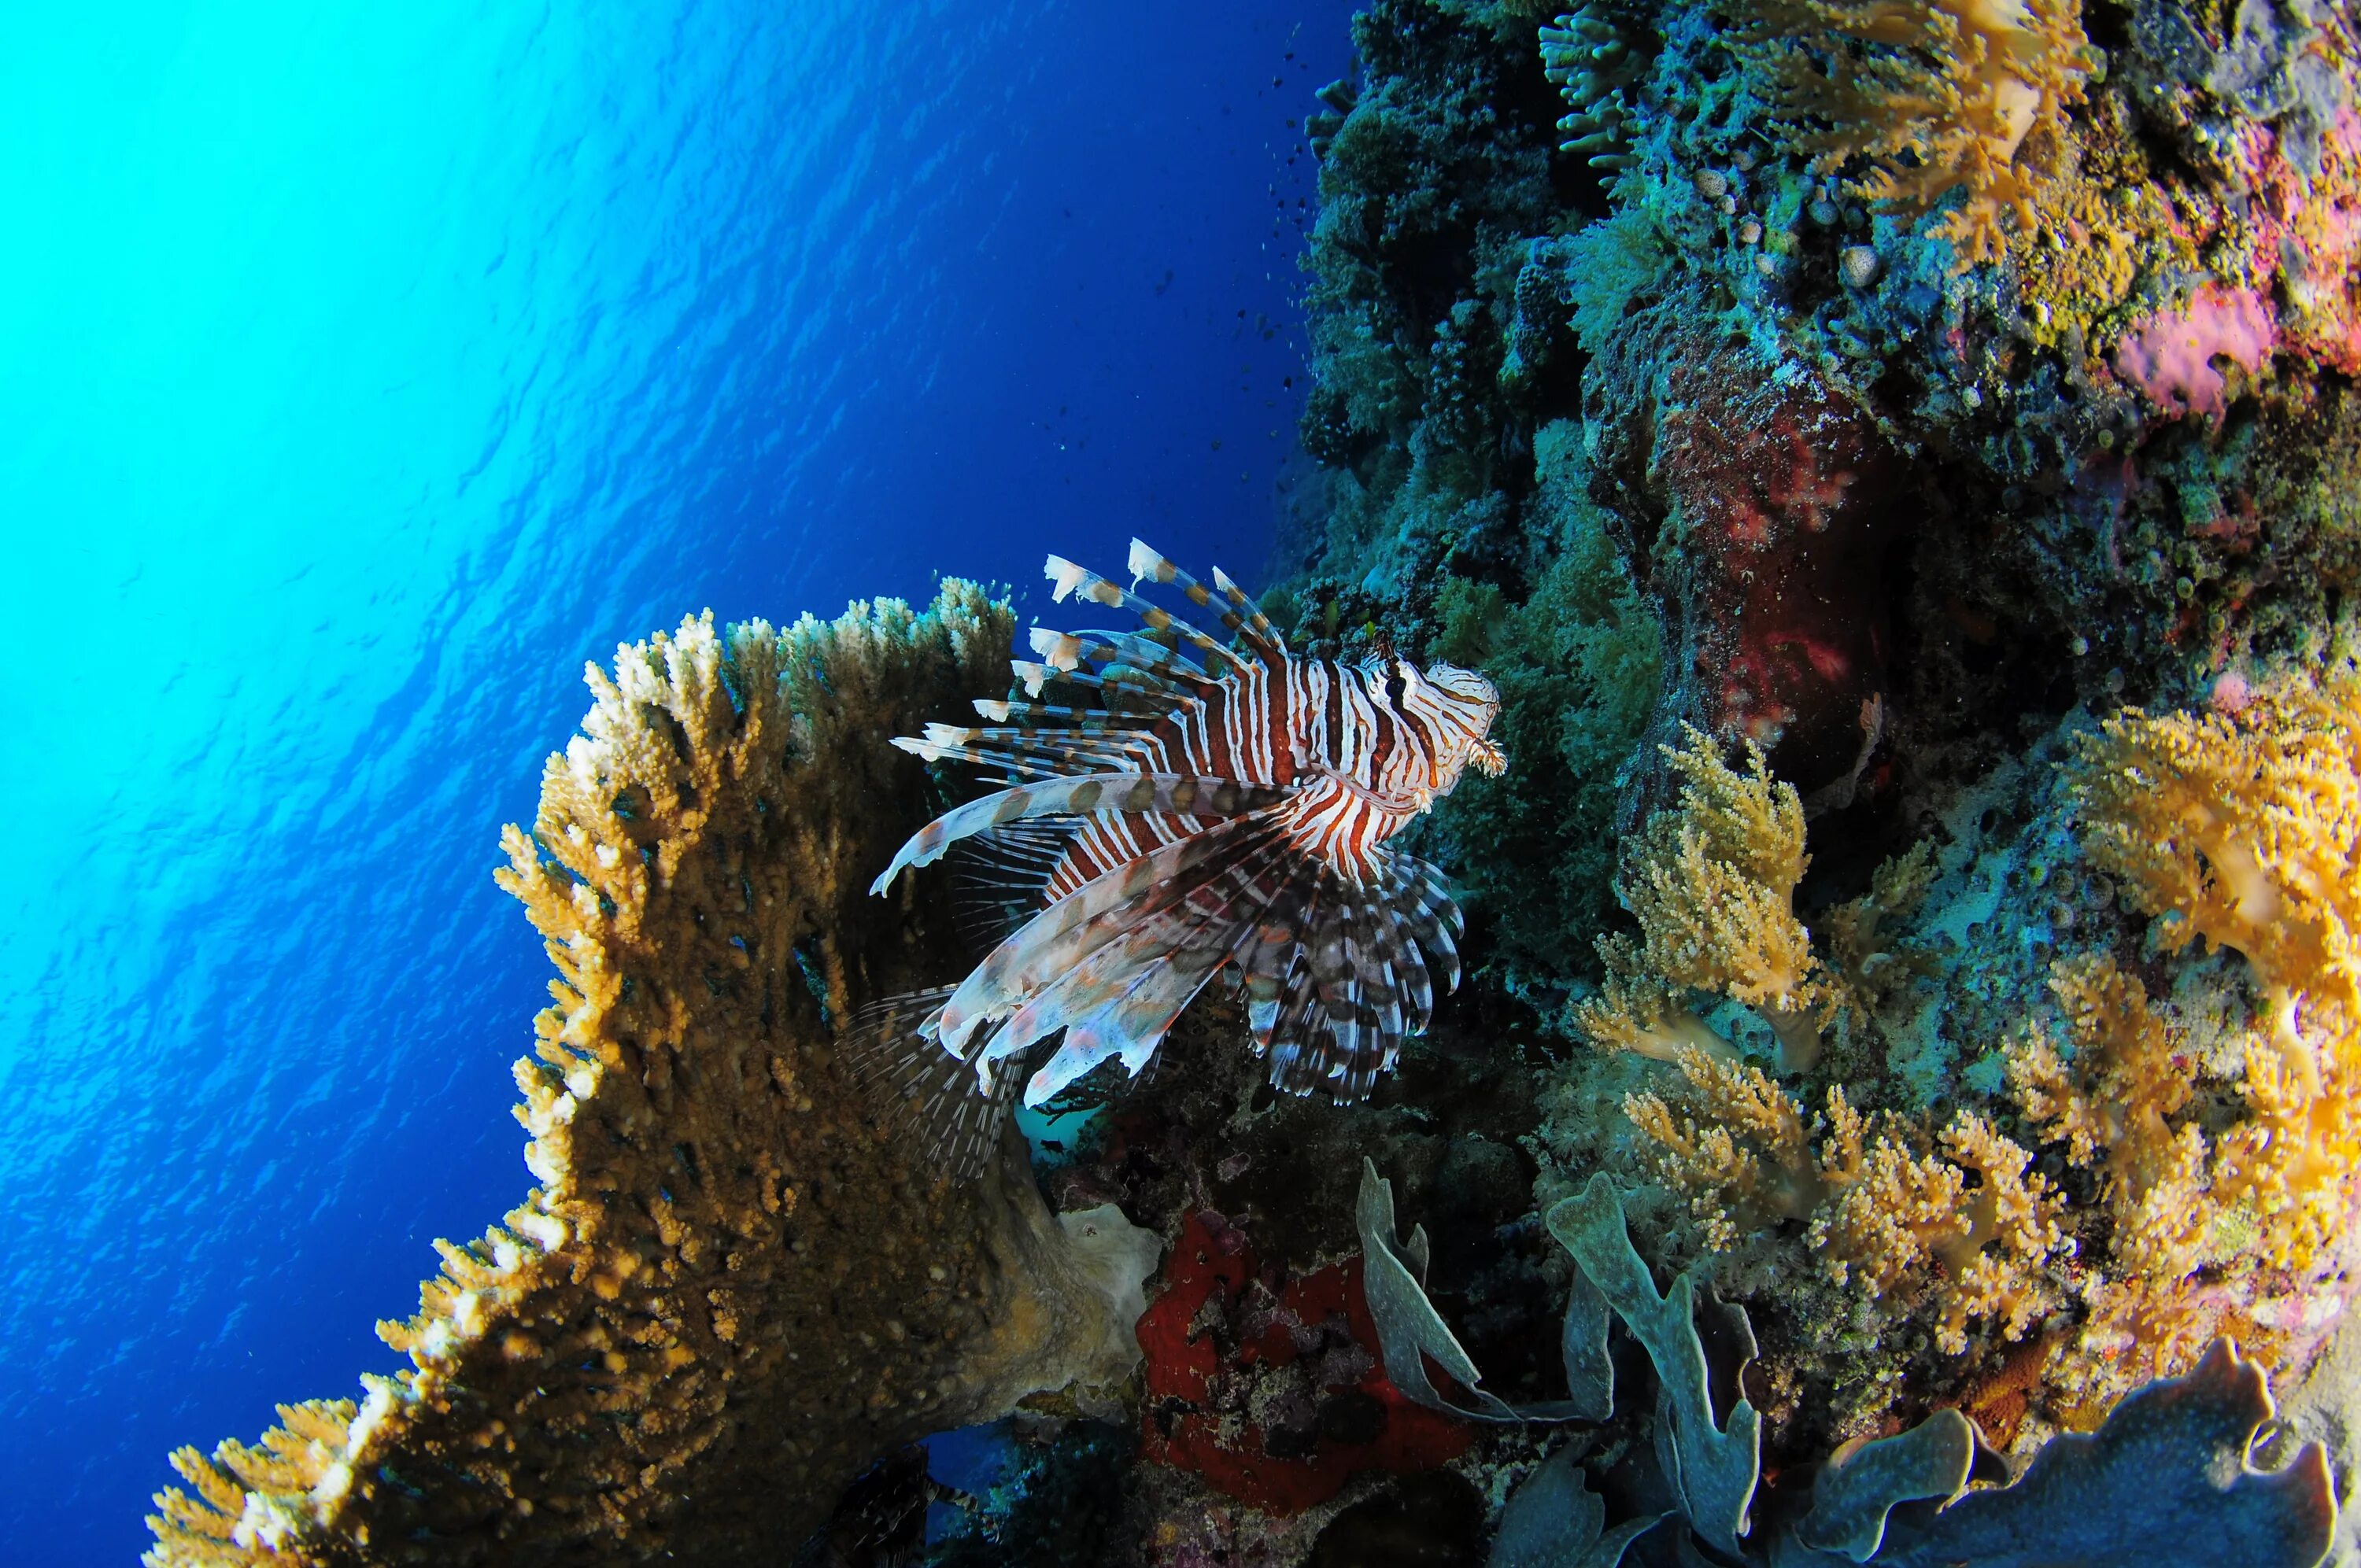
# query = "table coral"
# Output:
<box><xmin>146</xmin><ymin>587</ymin><xmax>1161</xmax><ymax>1566</ymax></box>
<box><xmin>1731</xmin><ymin>0</ymin><xmax>2100</xmax><ymax>269</ymax></box>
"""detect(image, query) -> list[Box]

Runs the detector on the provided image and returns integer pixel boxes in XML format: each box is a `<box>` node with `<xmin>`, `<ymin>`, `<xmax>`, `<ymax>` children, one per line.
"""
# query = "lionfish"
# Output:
<box><xmin>852</xmin><ymin>540</ymin><xmax>1504</xmax><ymax>1178</ymax></box>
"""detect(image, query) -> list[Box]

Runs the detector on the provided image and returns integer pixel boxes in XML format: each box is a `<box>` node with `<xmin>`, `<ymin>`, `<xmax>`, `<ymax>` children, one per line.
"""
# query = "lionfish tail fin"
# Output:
<box><xmin>838</xmin><ymin>985</ymin><xmax>1015</xmax><ymax>1183</ymax></box>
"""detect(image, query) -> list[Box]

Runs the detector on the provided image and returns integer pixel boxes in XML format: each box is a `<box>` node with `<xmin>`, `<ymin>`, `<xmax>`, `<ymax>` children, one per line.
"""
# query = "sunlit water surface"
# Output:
<box><xmin>0</xmin><ymin>3</ymin><xmax>1354</xmax><ymax>1555</ymax></box>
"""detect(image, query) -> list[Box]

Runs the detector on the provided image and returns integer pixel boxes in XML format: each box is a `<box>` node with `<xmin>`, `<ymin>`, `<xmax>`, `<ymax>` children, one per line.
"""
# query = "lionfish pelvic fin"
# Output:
<box><xmin>838</xmin><ymin>985</ymin><xmax>1020</xmax><ymax>1184</ymax></box>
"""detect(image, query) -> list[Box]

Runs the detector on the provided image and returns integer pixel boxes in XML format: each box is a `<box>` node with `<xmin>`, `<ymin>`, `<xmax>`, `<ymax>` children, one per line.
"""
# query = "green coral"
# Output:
<box><xmin>1561</xmin><ymin>205</ymin><xmax>1667</xmax><ymax>353</ymax></box>
<box><xmin>1421</xmin><ymin>422</ymin><xmax>1662</xmax><ymax>996</ymax></box>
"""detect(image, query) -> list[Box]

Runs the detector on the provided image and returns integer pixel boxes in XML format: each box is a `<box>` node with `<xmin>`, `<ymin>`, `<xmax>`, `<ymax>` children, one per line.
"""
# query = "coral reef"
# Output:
<box><xmin>1384</xmin><ymin>1169</ymin><xmax>2336</xmax><ymax>1566</ymax></box>
<box><xmin>1620</xmin><ymin>1045</ymin><xmax>2068</xmax><ymax>1354</ymax></box>
<box><xmin>1280</xmin><ymin>0</ymin><xmax>2361</xmax><ymax>1507</ymax></box>
<box><xmin>146</xmin><ymin>589</ymin><xmax>1161</xmax><ymax>1566</ymax></box>
<box><xmin>155</xmin><ymin>0</ymin><xmax>2361</xmax><ymax>1556</ymax></box>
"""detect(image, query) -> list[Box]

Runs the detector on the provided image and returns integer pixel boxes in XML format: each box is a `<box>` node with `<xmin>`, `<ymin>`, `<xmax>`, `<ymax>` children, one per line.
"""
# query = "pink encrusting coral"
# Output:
<box><xmin>2112</xmin><ymin>283</ymin><xmax>2279</xmax><ymax>422</ymax></box>
<box><xmin>2234</xmin><ymin>106</ymin><xmax>2361</xmax><ymax>378</ymax></box>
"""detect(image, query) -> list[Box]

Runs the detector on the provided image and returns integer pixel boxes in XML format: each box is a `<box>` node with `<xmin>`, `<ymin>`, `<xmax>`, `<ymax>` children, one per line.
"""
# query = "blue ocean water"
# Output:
<box><xmin>0</xmin><ymin>3</ymin><xmax>1357</xmax><ymax>1558</ymax></box>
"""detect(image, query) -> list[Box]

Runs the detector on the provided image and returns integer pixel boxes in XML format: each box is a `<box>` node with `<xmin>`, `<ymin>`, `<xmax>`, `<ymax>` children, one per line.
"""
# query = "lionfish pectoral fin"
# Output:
<box><xmin>1043</xmin><ymin>552</ymin><xmax>1251</xmax><ymax>676</ymax></box>
<box><xmin>837</xmin><ymin>984</ymin><xmax>1015</xmax><ymax>1183</ymax></box>
<box><xmin>874</xmin><ymin>773</ymin><xmax>1288</xmax><ymax>898</ymax></box>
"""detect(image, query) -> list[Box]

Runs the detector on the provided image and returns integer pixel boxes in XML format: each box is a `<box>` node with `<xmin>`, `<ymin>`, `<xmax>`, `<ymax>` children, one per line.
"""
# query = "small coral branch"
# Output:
<box><xmin>1823</xmin><ymin>839</ymin><xmax>1939</xmax><ymax>1013</ymax></box>
<box><xmin>1539</xmin><ymin>6</ymin><xmax>1653</xmax><ymax>170</ymax></box>
<box><xmin>1627</xmin><ymin>1046</ymin><xmax>2066</xmax><ymax>1352</ymax></box>
<box><xmin>1729</xmin><ymin>0</ymin><xmax>2099</xmax><ymax>268</ymax></box>
<box><xmin>1624</xmin><ymin>1047</ymin><xmax>1842</xmax><ymax>1245</ymax></box>
<box><xmin>1576</xmin><ymin>727</ymin><xmax>1831</xmax><ymax>1071</ymax></box>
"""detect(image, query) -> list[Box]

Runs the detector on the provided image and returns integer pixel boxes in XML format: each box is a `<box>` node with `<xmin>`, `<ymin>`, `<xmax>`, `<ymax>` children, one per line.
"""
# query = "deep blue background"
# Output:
<box><xmin>0</xmin><ymin>3</ymin><xmax>1358</xmax><ymax>1558</ymax></box>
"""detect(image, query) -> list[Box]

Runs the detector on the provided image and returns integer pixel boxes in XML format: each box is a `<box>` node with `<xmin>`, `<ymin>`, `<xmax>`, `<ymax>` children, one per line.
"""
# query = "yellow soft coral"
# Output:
<box><xmin>1624</xmin><ymin>1048</ymin><xmax>1831</xmax><ymax>1246</ymax></box>
<box><xmin>1576</xmin><ymin>728</ymin><xmax>1831</xmax><ymax>1070</ymax></box>
<box><xmin>2004</xmin><ymin>955</ymin><xmax>2234</xmax><ymax>1400</ymax></box>
<box><xmin>1733</xmin><ymin>0</ymin><xmax>2098</xmax><ymax>269</ymax></box>
<box><xmin>1628</xmin><ymin>1048</ymin><xmax>2065</xmax><ymax>1352</ymax></box>
<box><xmin>2007</xmin><ymin>955</ymin><xmax>2209</xmax><ymax>1277</ymax></box>
<box><xmin>2075</xmin><ymin>667</ymin><xmax>2361</xmax><ymax>1274</ymax></box>
<box><xmin>1812</xmin><ymin>1112</ymin><xmax>2067</xmax><ymax>1353</ymax></box>
<box><xmin>1998</xmin><ymin>666</ymin><xmax>2361</xmax><ymax>1405</ymax></box>
<box><xmin>2075</xmin><ymin>675</ymin><xmax>2361</xmax><ymax>1020</ymax></box>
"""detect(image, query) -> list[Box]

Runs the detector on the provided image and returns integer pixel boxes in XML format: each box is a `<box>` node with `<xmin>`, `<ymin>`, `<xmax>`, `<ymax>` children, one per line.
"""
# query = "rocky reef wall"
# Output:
<box><xmin>1265</xmin><ymin>0</ymin><xmax>2361</xmax><ymax>1554</ymax></box>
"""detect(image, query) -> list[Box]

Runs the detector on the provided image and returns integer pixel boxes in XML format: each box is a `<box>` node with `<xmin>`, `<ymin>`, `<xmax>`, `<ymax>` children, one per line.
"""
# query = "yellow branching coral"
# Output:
<box><xmin>2007</xmin><ymin>955</ymin><xmax>2209</xmax><ymax>1279</ymax></box>
<box><xmin>2075</xmin><ymin>666</ymin><xmax>2361</xmax><ymax>1275</ymax></box>
<box><xmin>1576</xmin><ymin>728</ymin><xmax>1831</xmax><ymax>1070</ymax></box>
<box><xmin>2076</xmin><ymin>674</ymin><xmax>2361</xmax><ymax>1020</ymax></box>
<box><xmin>1626</xmin><ymin>1048</ymin><xmax>2066</xmax><ymax>1352</ymax></box>
<box><xmin>147</xmin><ymin>587</ymin><xmax>1160</xmax><ymax>1567</ymax></box>
<box><xmin>1624</xmin><ymin>1048</ymin><xmax>1831</xmax><ymax>1247</ymax></box>
<box><xmin>1812</xmin><ymin>1112</ymin><xmax>2066</xmax><ymax>1353</ymax></box>
<box><xmin>1973</xmin><ymin>666</ymin><xmax>2361</xmax><ymax>1407</ymax></box>
<box><xmin>2003</xmin><ymin>954</ymin><xmax>2227</xmax><ymax>1398</ymax></box>
<box><xmin>1731</xmin><ymin>0</ymin><xmax>2098</xmax><ymax>269</ymax></box>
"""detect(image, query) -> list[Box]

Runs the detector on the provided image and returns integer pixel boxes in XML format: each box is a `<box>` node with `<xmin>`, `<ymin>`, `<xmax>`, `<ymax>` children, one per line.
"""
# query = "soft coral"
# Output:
<box><xmin>1735</xmin><ymin>0</ymin><xmax>2100</xmax><ymax>268</ymax></box>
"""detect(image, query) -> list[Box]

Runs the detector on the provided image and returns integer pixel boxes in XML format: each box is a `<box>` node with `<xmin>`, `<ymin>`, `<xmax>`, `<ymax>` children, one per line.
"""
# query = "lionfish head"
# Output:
<box><xmin>1421</xmin><ymin>661</ymin><xmax>1507</xmax><ymax>779</ymax></box>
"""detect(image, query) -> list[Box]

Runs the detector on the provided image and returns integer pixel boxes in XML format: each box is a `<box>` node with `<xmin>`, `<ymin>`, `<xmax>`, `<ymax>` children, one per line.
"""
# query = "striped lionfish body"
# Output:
<box><xmin>855</xmin><ymin>540</ymin><xmax>1503</xmax><ymax>1177</ymax></box>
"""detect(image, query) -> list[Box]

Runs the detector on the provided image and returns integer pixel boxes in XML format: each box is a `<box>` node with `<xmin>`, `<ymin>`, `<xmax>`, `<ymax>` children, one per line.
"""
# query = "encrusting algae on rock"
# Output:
<box><xmin>146</xmin><ymin>585</ymin><xmax>1158</xmax><ymax>1566</ymax></box>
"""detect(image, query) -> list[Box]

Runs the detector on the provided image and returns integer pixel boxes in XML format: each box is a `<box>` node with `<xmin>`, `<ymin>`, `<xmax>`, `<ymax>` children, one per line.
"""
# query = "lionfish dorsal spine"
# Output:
<box><xmin>1125</xmin><ymin>538</ymin><xmax>1289</xmax><ymax>662</ymax></box>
